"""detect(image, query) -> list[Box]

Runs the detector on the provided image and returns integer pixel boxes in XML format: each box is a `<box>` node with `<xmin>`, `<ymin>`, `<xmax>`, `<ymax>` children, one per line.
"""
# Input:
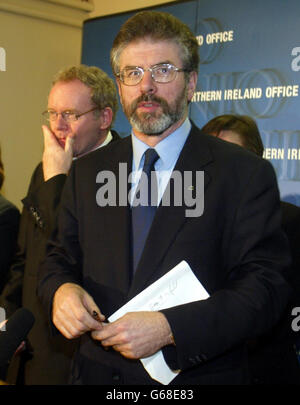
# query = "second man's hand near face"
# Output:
<box><xmin>41</xmin><ymin>78</ymin><xmax>112</xmax><ymax>182</ymax></box>
<box><xmin>42</xmin><ymin>125</ymin><xmax>74</xmax><ymax>182</ymax></box>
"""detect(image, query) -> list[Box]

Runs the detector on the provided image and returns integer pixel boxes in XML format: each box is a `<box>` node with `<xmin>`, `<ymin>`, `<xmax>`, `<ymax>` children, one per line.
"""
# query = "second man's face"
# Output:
<box><xmin>116</xmin><ymin>38</ymin><xmax>197</xmax><ymax>141</ymax></box>
<box><xmin>47</xmin><ymin>79</ymin><xmax>104</xmax><ymax>157</ymax></box>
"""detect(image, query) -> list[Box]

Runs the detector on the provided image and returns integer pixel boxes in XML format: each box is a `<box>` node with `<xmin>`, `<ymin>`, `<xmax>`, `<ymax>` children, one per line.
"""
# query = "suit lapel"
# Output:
<box><xmin>128</xmin><ymin>125</ymin><xmax>213</xmax><ymax>299</ymax></box>
<box><xmin>111</xmin><ymin>129</ymin><xmax>121</xmax><ymax>142</ymax></box>
<box><xmin>99</xmin><ymin>136</ymin><xmax>133</xmax><ymax>293</ymax></box>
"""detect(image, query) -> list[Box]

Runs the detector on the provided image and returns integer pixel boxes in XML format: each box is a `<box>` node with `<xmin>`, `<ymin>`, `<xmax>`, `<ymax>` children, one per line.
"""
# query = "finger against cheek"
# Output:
<box><xmin>42</xmin><ymin>125</ymin><xmax>54</xmax><ymax>144</ymax></box>
<box><xmin>65</xmin><ymin>136</ymin><xmax>74</xmax><ymax>153</ymax></box>
<box><xmin>42</xmin><ymin>124</ymin><xmax>50</xmax><ymax>136</ymax></box>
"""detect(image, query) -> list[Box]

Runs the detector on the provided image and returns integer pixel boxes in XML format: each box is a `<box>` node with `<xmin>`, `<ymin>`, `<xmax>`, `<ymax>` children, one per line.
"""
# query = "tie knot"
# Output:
<box><xmin>143</xmin><ymin>148</ymin><xmax>159</xmax><ymax>170</ymax></box>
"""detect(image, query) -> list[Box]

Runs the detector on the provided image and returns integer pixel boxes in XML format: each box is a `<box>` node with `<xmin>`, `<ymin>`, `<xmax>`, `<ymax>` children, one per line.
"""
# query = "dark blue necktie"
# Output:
<box><xmin>131</xmin><ymin>148</ymin><xmax>159</xmax><ymax>273</ymax></box>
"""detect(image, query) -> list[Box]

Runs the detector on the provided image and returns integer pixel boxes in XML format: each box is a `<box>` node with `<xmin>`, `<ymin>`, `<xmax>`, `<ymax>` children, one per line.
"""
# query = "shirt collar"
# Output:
<box><xmin>73</xmin><ymin>130</ymin><xmax>113</xmax><ymax>160</ymax></box>
<box><xmin>100</xmin><ymin>130</ymin><xmax>113</xmax><ymax>148</ymax></box>
<box><xmin>131</xmin><ymin>118</ymin><xmax>191</xmax><ymax>171</ymax></box>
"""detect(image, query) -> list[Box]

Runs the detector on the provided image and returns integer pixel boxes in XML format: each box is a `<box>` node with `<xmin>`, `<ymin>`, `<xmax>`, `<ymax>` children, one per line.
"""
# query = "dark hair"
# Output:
<box><xmin>0</xmin><ymin>145</ymin><xmax>4</xmax><ymax>189</ymax></box>
<box><xmin>201</xmin><ymin>114</ymin><xmax>264</xmax><ymax>157</ymax></box>
<box><xmin>110</xmin><ymin>11</ymin><xmax>199</xmax><ymax>76</ymax></box>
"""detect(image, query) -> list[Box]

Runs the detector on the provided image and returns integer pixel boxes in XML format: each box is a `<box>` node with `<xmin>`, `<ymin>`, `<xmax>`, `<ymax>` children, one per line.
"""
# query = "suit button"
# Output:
<box><xmin>189</xmin><ymin>354</ymin><xmax>207</xmax><ymax>365</ymax></box>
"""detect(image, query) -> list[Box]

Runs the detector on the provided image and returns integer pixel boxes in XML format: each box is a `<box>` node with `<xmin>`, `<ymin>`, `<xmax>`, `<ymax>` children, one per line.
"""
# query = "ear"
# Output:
<box><xmin>187</xmin><ymin>71</ymin><xmax>198</xmax><ymax>102</ymax></box>
<box><xmin>116</xmin><ymin>78</ymin><xmax>121</xmax><ymax>94</ymax></box>
<box><xmin>98</xmin><ymin>107</ymin><xmax>113</xmax><ymax>130</ymax></box>
<box><xmin>116</xmin><ymin>78</ymin><xmax>124</xmax><ymax>107</ymax></box>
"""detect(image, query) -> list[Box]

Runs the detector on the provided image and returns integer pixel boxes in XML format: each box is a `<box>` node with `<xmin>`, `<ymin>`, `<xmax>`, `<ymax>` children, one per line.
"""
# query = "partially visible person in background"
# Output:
<box><xmin>202</xmin><ymin>114</ymin><xmax>300</xmax><ymax>384</ymax></box>
<box><xmin>201</xmin><ymin>114</ymin><xmax>264</xmax><ymax>155</ymax></box>
<box><xmin>0</xmin><ymin>145</ymin><xmax>19</xmax><ymax>294</ymax></box>
<box><xmin>0</xmin><ymin>145</ymin><xmax>20</xmax><ymax>381</ymax></box>
<box><xmin>0</xmin><ymin>65</ymin><xmax>120</xmax><ymax>385</ymax></box>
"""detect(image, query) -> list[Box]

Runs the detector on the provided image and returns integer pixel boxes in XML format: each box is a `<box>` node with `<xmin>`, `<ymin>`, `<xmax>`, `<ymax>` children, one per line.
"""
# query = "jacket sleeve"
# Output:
<box><xmin>37</xmin><ymin>163</ymin><xmax>83</xmax><ymax>330</ymax></box>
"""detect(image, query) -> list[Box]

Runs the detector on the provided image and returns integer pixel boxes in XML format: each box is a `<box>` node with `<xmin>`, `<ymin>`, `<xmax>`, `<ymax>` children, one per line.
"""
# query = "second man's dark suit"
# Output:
<box><xmin>38</xmin><ymin>124</ymin><xmax>291</xmax><ymax>385</ymax></box>
<box><xmin>0</xmin><ymin>130</ymin><xmax>120</xmax><ymax>385</ymax></box>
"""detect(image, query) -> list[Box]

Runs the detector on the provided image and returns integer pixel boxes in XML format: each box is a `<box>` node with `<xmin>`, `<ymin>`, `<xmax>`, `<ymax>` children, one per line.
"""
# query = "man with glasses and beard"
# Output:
<box><xmin>38</xmin><ymin>12</ymin><xmax>291</xmax><ymax>385</ymax></box>
<box><xmin>0</xmin><ymin>65</ymin><xmax>119</xmax><ymax>384</ymax></box>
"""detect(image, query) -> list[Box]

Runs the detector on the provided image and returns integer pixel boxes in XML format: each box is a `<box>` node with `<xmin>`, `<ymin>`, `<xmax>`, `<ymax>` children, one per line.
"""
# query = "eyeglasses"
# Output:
<box><xmin>42</xmin><ymin>107</ymin><xmax>98</xmax><ymax>123</ymax></box>
<box><xmin>117</xmin><ymin>63</ymin><xmax>188</xmax><ymax>86</ymax></box>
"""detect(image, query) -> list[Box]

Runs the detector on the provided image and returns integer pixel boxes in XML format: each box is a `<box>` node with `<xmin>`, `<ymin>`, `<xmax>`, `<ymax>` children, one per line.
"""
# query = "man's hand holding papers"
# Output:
<box><xmin>92</xmin><ymin>261</ymin><xmax>209</xmax><ymax>384</ymax></box>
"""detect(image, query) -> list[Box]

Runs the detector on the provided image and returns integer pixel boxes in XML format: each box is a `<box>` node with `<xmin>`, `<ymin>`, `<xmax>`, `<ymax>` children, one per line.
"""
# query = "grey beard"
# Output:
<box><xmin>129</xmin><ymin>111</ymin><xmax>175</xmax><ymax>135</ymax></box>
<box><xmin>124</xmin><ymin>82</ymin><xmax>189</xmax><ymax>135</ymax></box>
<box><xmin>129</xmin><ymin>94</ymin><xmax>188</xmax><ymax>135</ymax></box>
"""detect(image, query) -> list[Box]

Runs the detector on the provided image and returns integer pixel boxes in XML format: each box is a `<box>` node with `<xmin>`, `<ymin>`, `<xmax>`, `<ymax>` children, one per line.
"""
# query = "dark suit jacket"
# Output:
<box><xmin>0</xmin><ymin>194</ymin><xmax>19</xmax><ymax>294</ymax></box>
<box><xmin>248</xmin><ymin>201</ymin><xmax>300</xmax><ymax>384</ymax></box>
<box><xmin>0</xmin><ymin>130</ymin><xmax>120</xmax><ymax>385</ymax></box>
<box><xmin>38</xmin><ymin>125</ymin><xmax>291</xmax><ymax>385</ymax></box>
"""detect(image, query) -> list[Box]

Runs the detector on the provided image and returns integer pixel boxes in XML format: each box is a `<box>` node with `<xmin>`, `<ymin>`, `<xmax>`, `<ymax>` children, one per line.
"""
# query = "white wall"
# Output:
<box><xmin>0</xmin><ymin>0</ymin><xmax>92</xmax><ymax>209</ymax></box>
<box><xmin>89</xmin><ymin>0</ymin><xmax>176</xmax><ymax>18</ymax></box>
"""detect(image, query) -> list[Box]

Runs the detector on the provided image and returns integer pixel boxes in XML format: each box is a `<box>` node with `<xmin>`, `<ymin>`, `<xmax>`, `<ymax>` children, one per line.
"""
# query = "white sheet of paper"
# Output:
<box><xmin>108</xmin><ymin>260</ymin><xmax>210</xmax><ymax>385</ymax></box>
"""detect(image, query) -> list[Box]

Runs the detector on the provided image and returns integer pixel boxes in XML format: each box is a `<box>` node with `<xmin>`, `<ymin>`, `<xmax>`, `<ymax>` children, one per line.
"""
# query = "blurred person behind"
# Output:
<box><xmin>0</xmin><ymin>145</ymin><xmax>20</xmax><ymax>381</ymax></box>
<box><xmin>202</xmin><ymin>114</ymin><xmax>300</xmax><ymax>384</ymax></box>
<box><xmin>0</xmin><ymin>145</ymin><xmax>19</xmax><ymax>294</ymax></box>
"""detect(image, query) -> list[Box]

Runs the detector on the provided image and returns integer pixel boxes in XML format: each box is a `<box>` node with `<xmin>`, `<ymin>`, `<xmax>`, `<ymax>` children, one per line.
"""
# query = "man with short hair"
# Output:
<box><xmin>201</xmin><ymin>114</ymin><xmax>264</xmax><ymax>156</ymax></box>
<box><xmin>0</xmin><ymin>65</ymin><xmax>119</xmax><ymax>384</ymax></box>
<box><xmin>39</xmin><ymin>12</ymin><xmax>291</xmax><ymax>385</ymax></box>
